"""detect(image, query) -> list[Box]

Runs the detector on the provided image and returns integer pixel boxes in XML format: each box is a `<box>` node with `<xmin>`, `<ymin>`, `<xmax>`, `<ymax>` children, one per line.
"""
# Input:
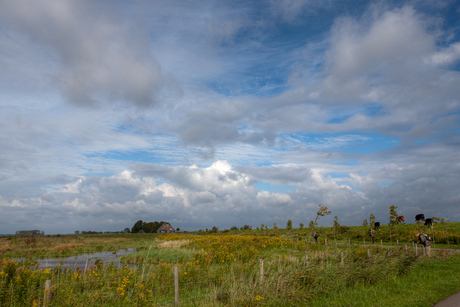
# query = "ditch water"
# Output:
<box><xmin>15</xmin><ymin>248</ymin><xmax>137</xmax><ymax>270</ymax></box>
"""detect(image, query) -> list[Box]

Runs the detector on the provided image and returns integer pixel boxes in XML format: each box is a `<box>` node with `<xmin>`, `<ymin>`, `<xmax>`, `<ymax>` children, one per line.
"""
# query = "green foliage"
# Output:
<box><xmin>143</xmin><ymin>221</ymin><xmax>166</xmax><ymax>233</ymax></box>
<box><xmin>337</xmin><ymin>225</ymin><xmax>349</xmax><ymax>235</ymax></box>
<box><xmin>131</xmin><ymin>220</ymin><xmax>167</xmax><ymax>234</ymax></box>
<box><xmin>131</xmin><ymin>220</ymin><xmax>144</xmax><ymax>233</ymax></box>
<box><xmin>286</xmin><ymin>220</ymin><xmax>293</xmax><ymax>231</ymax></box>
<box><xmin>333</xmin><ymin>216</ymin><xmax>340</xmax><ymax>228</ymax></box>
<box><xmin>317</xmin><ymin>204</ymin><xmax>331</xmax><ymax>217</ymax></box>
<box><xmin>389</xmin><ymin>205</ymin><xmax>398</xmax><ymax>225</ymax></box>
<box><xmin>369</xmin><ymin>214</ymin><xmax>375</xmax><ymax>227</ymax></box>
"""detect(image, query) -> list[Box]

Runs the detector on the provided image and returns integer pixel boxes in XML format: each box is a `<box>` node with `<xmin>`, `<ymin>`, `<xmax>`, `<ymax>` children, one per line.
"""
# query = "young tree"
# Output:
<box><xmin>388</xmin><ymin>205</ymin><xmax>398</xmax><ymax>245</ymax></box>
<box><xmin>389</xmin><ymin>205</ymin><xmax>398</xmax><ymax>225</ymax></box>
<box><xmin>273</xmin><ymin>223</ymin><xmax>278</xmax><ymax>233</ymax></box>
<box><xmin>286</xmin><ymin>220</ymin><xmax>293</xmax><ymax>231</ymax></box>
<box><xmin>362</xmin><ymin>219</ymin><xmax>368</xmax><ymax>235</ymax></box>
<box><xmin>333</xmin><ymin>216</ymin><xmax>340</xmax><ymax>240</ymax></box>
<box><xmin>369</xmin><ymin>214</ymin><xmax>375</xmax><ymax>228</ymax></box>
<box><xmin>299</xmin><ymin>223</ymin><xmax>304</xmax><ymax>231</ymax></box>
<box><xmin>308</xmin><ymin>204</ymin><xmax>331</xmax><ymax>245</ymax></box>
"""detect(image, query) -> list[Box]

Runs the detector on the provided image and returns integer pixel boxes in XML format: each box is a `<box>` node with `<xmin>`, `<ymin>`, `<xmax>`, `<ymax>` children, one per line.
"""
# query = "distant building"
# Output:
<box><xmin>15</xmin><ymin>230</ymin><xmax>43</xmax><ymax>236</ymax></box>
<box><xmin>156</xmin><ymin>222</ymin><xmax>175</xmax><ymax>234</ymax></box>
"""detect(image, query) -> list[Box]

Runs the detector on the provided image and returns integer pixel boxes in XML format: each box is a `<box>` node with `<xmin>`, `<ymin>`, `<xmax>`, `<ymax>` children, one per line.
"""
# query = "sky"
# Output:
<box><xmin>0</xmin><ymin>0</ymin><xmax>459</xmax><ymax>234</ymax></box>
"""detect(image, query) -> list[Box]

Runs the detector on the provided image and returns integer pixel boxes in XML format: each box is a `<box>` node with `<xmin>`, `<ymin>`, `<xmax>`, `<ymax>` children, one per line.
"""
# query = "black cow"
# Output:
<box><xmin>415</xmin><ymin>214</ymin><xmax>425</xmax><ymax>222</ymax></box>
<box><xmin>425</xmin><ymin>218</ymin><xmax>433</xmax><ymax>226</ymax></box>
<box><xmin>374</xmin><ymin>222</ymin><xmax>380</xmax><ymax>230</ymax></box>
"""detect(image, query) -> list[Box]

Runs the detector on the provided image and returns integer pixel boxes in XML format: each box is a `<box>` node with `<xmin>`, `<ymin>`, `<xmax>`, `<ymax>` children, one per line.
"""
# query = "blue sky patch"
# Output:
<box><xmin>255</xmin><ymin>181</ymin><xmax>296</xmax><ymax>193</ymax></box>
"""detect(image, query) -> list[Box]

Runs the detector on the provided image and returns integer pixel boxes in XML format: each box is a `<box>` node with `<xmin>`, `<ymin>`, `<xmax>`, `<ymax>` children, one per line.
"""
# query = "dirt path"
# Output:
<box><xmin>434</xmin><ymin>291</ymin><xmax>460</xmax><ymax>306</ymax></box>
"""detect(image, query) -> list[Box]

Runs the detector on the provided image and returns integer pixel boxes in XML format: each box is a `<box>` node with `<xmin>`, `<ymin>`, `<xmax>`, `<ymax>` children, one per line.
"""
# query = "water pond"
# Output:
<box><xmin>15</xmin><ymin>248</ymin><xmax>137</xmax><ymax>270</ymax></box>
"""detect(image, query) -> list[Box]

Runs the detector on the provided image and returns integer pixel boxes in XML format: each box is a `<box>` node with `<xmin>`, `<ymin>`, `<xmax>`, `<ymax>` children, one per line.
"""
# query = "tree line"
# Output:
<box><xmin>131</xmin><ymin>220</ymin><xmax>167</xmax><ymax>233</ymax></box>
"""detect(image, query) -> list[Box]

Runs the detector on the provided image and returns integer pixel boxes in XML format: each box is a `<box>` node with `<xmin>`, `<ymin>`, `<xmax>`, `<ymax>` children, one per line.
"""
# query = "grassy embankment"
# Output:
<box><xmin>0</xmin><ymin>222</ymin><xmax>459</xmax><ymax>306</ymax></box>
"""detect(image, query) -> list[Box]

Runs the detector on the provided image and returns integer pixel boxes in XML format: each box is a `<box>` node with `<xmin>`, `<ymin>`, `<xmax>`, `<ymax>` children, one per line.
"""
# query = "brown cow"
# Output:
<box><xmin>396</xmin><ymin>215</ymin><xmax>405</xmax><ymax>224</ymax></box>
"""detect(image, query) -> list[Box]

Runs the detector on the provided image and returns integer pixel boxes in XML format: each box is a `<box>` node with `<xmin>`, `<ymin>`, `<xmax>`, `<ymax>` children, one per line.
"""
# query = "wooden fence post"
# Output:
<box><xmin>405</xmin><ymin>245</ymin><xmax>408</xmax><ymax>255</ymax></box>
<box><xmin>305</xmin><ymin>254</ymin><xmax>309</xmax><ymax>266</ymax></box>
<box><xmin>415</xmin><ymin>244</ymin><xmax>418</xmax><ymax>256</ymax></box>
<box><xmin>325</xmin><ymin>238</ymin><xmax>327</xmax><ymax>246</ymax></box>
<box><xmin>174</xmin><ymin>266</ymin><xmax>179</xmax><ymax>307</ymax></box>
<box><xmin>340</xmin><ymin>252</ymin><xmax>344</xmax><ymax>266</ymax></box>
<box><xmin>397</xmin><ymin>240</ymin><xmax>399</xmax><ymax>246</ymax></box>
<box><xmin>259</xmin><ymin>259</ymin><xmax>264</xmax><ymax>283</ymax></box>
<box><xmin>43</xmin><ymin>279</ymin><xmax>52</xmax><ymax>307</ymax></box>
<box><xmin>367</xmin><ymin>249</ymin><xmax>370</xmax><ymax>258</ymax></box>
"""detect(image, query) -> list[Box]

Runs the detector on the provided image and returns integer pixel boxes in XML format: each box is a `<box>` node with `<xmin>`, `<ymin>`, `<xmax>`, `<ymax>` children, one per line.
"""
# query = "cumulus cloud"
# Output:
<box><xmin>0</xmin><ymin>0</ymin><xmax>163</xmax><ymax>107</ymax></box>
<box><xmin>2</xmin><ymin>150</ymin><xmax>459</xmax><ymax>234</ymax></box>
<box><xmin>325</xmin><ymin>6</ymin><xmax>435</xmax><ymax>80</ymax></box>
<box><xmin>425</xmin><ymin>42</ymin><xmax>460</xmax><ymax>66</ymax></box>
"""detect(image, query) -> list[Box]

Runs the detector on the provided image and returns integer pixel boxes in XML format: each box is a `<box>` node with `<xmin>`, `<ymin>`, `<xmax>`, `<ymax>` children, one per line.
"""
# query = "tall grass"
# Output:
<box><xmin>309</xmin><ymin>250</ymin><xmax>460</xmax><ymax>307</ymax></box>
<box><xmin>3</xmin><ymin>232</ymin><xmax>458</xmax><ymax>306</ymax></box>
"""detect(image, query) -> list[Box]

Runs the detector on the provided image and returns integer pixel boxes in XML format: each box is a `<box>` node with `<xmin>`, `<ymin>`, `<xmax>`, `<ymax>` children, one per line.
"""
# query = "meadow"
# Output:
<box><xmin>0</xmin><ymin>221</ymin><xmax>459</xmax><ymax>306</ymax></box>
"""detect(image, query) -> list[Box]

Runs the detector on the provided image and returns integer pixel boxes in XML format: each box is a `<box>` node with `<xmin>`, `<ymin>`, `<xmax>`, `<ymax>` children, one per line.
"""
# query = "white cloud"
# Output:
<box><xmin>326</xmin><ymin>6</ymin><xmax>435</xmax><ymax>79</ymax></box>
<box><xmin>425</xmin><ymin>42</ymin><xmax>460</xmax><ymax>66</ymax></box>
<box><xmin>0</xmin><ymin>0</ymin><xmax>163</xmax><ymax>107</ymax></box>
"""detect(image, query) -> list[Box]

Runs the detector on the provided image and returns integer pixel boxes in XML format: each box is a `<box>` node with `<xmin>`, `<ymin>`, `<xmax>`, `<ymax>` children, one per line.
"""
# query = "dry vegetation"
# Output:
<box><xmin>157</xmin><ymin>239</ymin><xmax>190</xmax><ymax>249</ymax></box>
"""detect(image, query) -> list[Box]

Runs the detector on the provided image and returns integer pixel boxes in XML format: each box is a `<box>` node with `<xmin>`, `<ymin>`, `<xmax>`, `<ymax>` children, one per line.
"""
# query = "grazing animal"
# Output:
<box><xmin>374</xmin><ymin>222</ymin><xmax>380</xmax><ymax>230</ymax></box>
<box><xmin>396</xmin><ymin>216</ymin><xmax>405</xmax><ymax>224</ymax></box>
<box><xmin>425</xmin><ymin>218</ymin><xmax>433</xmax><ymax>226</ymax></box>
<box><xmin>415</xmin><ymin>214</ymin><xmax>425</xmax><ymax>222</ymax></box>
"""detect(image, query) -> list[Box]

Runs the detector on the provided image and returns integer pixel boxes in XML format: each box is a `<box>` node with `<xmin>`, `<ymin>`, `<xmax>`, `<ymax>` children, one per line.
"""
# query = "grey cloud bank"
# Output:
<box><xmin>0</xmin><ymin>1</ymin><xmax>459</xmax><ymax>234</ymax></box>
<box><xmin>1</xmin><ymin>157</ymin><xmax>458</xmax><ymax>234</ymax></box>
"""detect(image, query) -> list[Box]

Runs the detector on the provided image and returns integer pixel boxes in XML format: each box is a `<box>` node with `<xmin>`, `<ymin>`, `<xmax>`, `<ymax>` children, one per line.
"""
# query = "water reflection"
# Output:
<box><xmin>16</xmin><ymin>248</ymin><xmax>137</xmax><ymax>270</ymax></box>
